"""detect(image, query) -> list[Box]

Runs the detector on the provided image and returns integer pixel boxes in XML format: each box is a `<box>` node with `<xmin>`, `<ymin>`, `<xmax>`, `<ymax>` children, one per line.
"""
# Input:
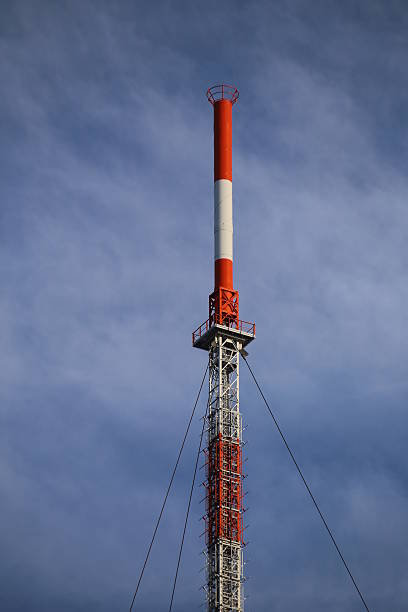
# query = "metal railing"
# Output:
<box><xmin>192</xmin><ymin>316</ymin><xmax>255</xmax><ymax>345</ymax></box>
<box><xmin>206</xmin><ymin>84</ymin><xmax>239</xmax><ymax>106</ymax></box>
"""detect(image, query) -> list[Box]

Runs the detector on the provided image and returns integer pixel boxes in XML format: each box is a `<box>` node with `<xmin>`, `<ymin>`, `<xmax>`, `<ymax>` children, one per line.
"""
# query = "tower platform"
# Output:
<box><xmin>192</xmin><ymin>318</ymin><xmax>255</xmax><ymax>351</ymax></box>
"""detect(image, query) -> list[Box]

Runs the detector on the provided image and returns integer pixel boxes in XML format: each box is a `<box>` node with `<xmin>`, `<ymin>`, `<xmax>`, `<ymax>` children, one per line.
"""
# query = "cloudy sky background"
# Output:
<box><xmin>1</xmin><ymin>1</ymin><xmax>408</xmax><ymax>610</ymax></box>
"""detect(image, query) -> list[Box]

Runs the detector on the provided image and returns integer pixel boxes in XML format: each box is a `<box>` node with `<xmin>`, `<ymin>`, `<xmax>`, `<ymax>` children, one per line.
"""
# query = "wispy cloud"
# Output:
<box><xmin>1</xmin><ymin>1</ymin><xmax>407</xmax><ymax>610</ymax></box>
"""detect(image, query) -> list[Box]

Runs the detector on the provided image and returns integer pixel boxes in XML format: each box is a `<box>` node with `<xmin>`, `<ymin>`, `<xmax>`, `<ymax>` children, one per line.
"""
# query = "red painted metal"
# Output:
<box><xmin>209</xmin><ymin>286</ymin><xmax>239</xmax><ymax>329</ymax></box>
<box><xmin>205</xmin><ymin>435</ymin><xmax>243</xmax><ymax>545</ymax></box>
<box><xmin>215</xmin><ymin>258</ymin><xmax>233</xmax><ymax>291</ymax></box>
<box><xmin>213</xmin><ymin>100</ymin><xmax>233</xmax><ymax>182</ymax></box>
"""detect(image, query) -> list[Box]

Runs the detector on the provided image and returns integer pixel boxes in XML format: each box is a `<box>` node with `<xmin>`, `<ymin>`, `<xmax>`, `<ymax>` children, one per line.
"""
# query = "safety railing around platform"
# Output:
<box><xmin>192</xmin><ymin>316</ymin><xmax>256</xmax><ymax>345</ymax></box>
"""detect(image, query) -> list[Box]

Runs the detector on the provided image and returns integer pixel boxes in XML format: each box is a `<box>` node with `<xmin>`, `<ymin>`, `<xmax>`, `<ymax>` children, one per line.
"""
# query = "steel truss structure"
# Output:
<box><xmin>193</xmin><ymin>83</ymin><xmax>255</xmax><ymax>612</ymax></box>
<box><xmin>204</xmin><ymin>332</ymin><xmax>244</xmax><ymax>612</ymax></box>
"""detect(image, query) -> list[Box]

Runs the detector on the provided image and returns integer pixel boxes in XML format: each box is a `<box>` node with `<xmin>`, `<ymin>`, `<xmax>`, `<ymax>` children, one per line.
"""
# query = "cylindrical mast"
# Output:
<box><xmin>192</xmin><ymin>84</ymin><xmax>255</xmax><ymax>611</ymax></box>
<box><xmin>207</xmin><ymin>85</ymin><xmax>240</xmax><ymax>329</ymax></box>
<box><xmin>214</xmin><ymin>98</ymin><xmax>234</xmax><ymax>291</ymax></box>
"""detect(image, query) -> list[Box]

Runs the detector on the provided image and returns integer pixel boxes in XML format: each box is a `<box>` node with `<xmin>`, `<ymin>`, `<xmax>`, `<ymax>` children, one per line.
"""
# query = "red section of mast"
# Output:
<box><xmin>205</xmin><ymin>435</ymin><xmax>243</xmax><ymax>544</ymax></box>
<box><xmin>207</xmin><ymin>85</ymin><xmax>240</xmax><ymax>327</ymax></box>
<box><xmin>214</xmin><ymin>99</ymin><xmax>233</xmax><ymax>182</ymax></box>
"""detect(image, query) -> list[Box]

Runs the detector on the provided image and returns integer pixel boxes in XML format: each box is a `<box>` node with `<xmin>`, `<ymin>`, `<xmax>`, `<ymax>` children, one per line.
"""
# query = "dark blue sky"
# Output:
<box><xmin>1</xmin><ymin>1</ymin><xmax>408</xmax><ymax>610</ymax></box>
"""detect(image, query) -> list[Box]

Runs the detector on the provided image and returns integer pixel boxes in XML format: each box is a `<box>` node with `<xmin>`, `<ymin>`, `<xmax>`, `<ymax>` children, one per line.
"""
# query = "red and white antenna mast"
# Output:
<box><xmin>193</xmin><ymin>85</ymin><xmax>255</xmax><ymax>612</ymax></box>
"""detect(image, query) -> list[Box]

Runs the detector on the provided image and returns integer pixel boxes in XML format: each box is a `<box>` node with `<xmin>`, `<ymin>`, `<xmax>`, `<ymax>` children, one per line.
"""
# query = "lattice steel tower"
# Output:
<box><xmin>193</xmin><ymin>85</ymin><xmax>255</xmax><ymax>612</ymax></box>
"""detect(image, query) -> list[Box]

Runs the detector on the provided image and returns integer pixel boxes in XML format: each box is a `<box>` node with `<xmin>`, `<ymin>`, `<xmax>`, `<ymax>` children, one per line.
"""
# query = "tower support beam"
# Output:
<box><xmin>205</xmin><ymin>332</ymin><xmax>244</xmax><ymax>611</ymax></box>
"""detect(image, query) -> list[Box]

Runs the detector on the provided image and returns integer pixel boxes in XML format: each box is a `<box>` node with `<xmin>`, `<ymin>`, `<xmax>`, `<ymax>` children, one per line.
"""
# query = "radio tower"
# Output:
<box><xmin>192</xmin><ymin>85</ymin><xmax>255</xmax><ymax>612</ymax></box>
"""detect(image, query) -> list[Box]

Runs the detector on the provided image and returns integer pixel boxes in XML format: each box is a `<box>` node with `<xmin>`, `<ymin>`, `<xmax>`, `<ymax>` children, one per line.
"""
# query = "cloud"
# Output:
<box><xmin>1</xmin><ymin>1</ymin><xmax>407</xmax><ymax>610</ymax></box>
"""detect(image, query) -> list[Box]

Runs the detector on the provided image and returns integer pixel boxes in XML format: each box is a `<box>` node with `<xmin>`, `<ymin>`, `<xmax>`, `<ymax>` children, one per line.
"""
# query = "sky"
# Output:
<box><xmin>1</xmin><ymin>0</ymin><xmax>408</xmax><ymax>610</ymax></box>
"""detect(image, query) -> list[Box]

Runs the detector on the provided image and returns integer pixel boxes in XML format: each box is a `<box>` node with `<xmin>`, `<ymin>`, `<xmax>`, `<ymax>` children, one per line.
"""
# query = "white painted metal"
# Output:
<box><xmin>214</xmin><ymin>179</ymin><xmax>233</xmax><ymax>261</ymax></box>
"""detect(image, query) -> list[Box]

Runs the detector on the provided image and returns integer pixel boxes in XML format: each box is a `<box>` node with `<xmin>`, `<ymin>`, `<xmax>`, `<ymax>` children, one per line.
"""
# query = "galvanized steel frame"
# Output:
<box><xmin>204</xmin><ymin>332</ymin><xmax>244</xmax><ymax>612</ymax></box>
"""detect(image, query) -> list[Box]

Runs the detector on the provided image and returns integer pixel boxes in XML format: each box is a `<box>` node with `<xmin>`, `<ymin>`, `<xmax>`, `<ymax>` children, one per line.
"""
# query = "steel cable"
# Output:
<box><xmin>128</xmin><ymin>362</ymin><xmax>208</xmax><ymax>611</ymax></box>
<box><xmin>242</xmin><ymin>355</ymin><xmax>371</xmax><ymax>612</ymax></box>
<box><xmin>168</xmin><ymin>398</ymin><xmax>208</xmax><ymax>611</ymax></box>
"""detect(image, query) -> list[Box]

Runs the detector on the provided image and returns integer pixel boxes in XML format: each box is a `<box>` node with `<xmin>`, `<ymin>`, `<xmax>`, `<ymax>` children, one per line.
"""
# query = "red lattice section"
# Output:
<box><xmin>205</xmin><ymin>435</ymin><xmax>242</xmax><ymax>545</ymax></box>
<box><xmin>209</xmin><ymin>287</ymin><xmax>239</xmax><ymax>329</ymax></box>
